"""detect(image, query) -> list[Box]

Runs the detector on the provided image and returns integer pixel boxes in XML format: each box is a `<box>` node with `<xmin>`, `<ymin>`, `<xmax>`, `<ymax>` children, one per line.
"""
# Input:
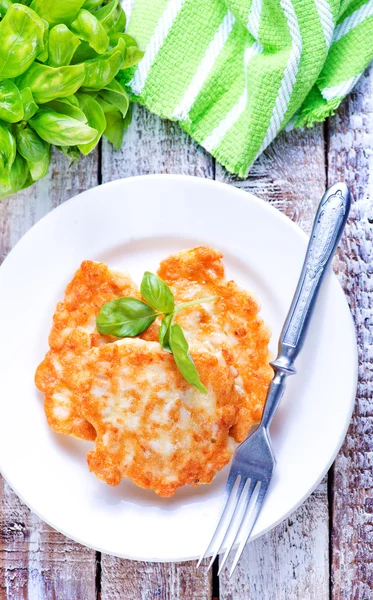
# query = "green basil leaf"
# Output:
<box><xmin>36</xmin><ymin>48</ymin><xmax>49</xmax><ymax>63</ymax></box>
<box><xmin>123</xmin><ymin>102</ymin><xmax>132</xmax><ymax>129</ymax></box>
<box><xmin>20</xmin><ymin>87</ymin><xmax>38</xmax><ymax>120</ymax></box>
<box><xmin>0</xmin><ymin>4</ymin><xmax>45</xmax><ymax>79</ymax></box>
<box><xmin>44</xmin><ymin>97</ymin><xmax>88</xmax><ymax>122</ymax></box>
<box><xmin>159</xmin><ymin>314</ymin><xmax>172</xmax><ymax>353</ymax></box>
<box><xmin>96</xmin><ymin>297</ymin><xmax>158</xmax><ymax>337</ymax></box>
<box><xmin>48</xmin><ymin>24</ymin><xmax>81</xmax><ymax>67</ymax></box>
<box><xmin>0</xmin><ymin>152</ymin><xmax>29</xmax><ymax>200</ymax></box>
<box><xmin>28</xmin><ymin>144</ymin><xmax>50</xmax><ymax>180</ymax></box>
<box><xmin>98</xmin><ymin>79</ymin><xmax>129</xmax><ymax>117</ymax></box>
<box><xmin>109</xmin><ymin>32</ymin><xmax>137</xmax><ymax>49</ymax></box>
<box><xmin>102</xmin><ymin>108</ymin><xmax>124</xmax><ymax>149</ymax></box>
<box><xmin>0</xmin><ymin>80</ymin><xmax>24</xmax><ymax>122</ymax></box>
<box><xmin>81</xmin><ymin>37</ymin><xmax>125</xmax><ymax>89</ymax></box>
<box><xmin>140</xmin><ymin>272</ymin><xmax>174</xmax><ymax>314</ymax></box>
<box><xmin>94</xmin><ymin>0</ymin><xmax>125</xmax><ymax>34</ymax></box>
<box><xmin>70</xmin><ymin>9</ymin><xmax>108</xmax><ymax>54</ymax></box>
<box><xmin>29</xmin><ymin>109</ymin><xmax>97</xmax><ymax>145</ymax></box>
<box><xmin>0</xmin><ymin>121</ymin><xmax>16</xmax><ymax>174</ymax></box>
<box><xmin>15</xmin><ymin>63</ymin><xmax>86</xmax><ymax>104</ymax></box>
<box><xmin>111</xmin><ymin>6</ymin><xmax>125</xmax><ymax>33</ymax></box>
<box><xmin>70</xmin><ymin>40</ymin><xmax>98</xmax><ymax>63</ymax></box>
<box><xmin>36</xmin><ymin>17</ymin><xmax>49</xmax><ymax>62</ymax></box>
<box><xmin>58</xmin><ymin>144</ymin><xmax>81</xmax><ymax>163</ymax></box>
<box><xmin>0</xmin><ymin>0</ymin><xmax>13</xmax><ymax>18</ymax></box>
<box><xmin>96</xmin><ymin>95</ymin><xmax>117</xmax><ymax>114</ymax></box>
<box><xmin>64</xmin><ymin>94</ymin><xmax>80</xmax><ymax>106</ymax></box>
<box><xmin>121</xmin><ymin>46</ymin><xmax>144</xmax><ymax>70</ymax></box>
<box><xmin>169</xmin><ymin>324</ymin><xmax>207</xmax><ymax>394</ymax></box>
<box><xmin>76</xmin><ymin>92</ymin><xmax>105</xmax><ymax>154</ymax></box>
<box><xmin>15</xmin><ymin>122</ymin><xmax>48</xmax><ymax>162</ymax></box>
<box><xmin>29</xmin><ymin>0</ymin><xmax>86</xmax><ymax>25</ymax></box>
<box><xmin>82</xmin><ymin>0</ymin><xmax>101</xmax><ymax>9</ymax></box>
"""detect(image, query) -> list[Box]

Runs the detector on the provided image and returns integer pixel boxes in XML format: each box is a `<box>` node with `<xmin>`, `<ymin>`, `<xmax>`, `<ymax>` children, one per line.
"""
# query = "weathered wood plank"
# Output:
<box><xmin>218</xmin><ymin>480</ymin><xmax>329</xmax><ymax>600</ymax></box>
<box><xmin>0</xmin><ymin>149</ymin><xmax>99</xmax><ymax>600</ymax></box>
<box><xmin>101</xmin><ymin>557</ymin><xmax>212</xmax><ymax>600</ymax></box>
<box><xmin>101</xmin><ymin>104</ymin><xmax>213</xmax><ymax>179</ymax></box>
<box><xmin>100</xmin><ymin>104</ymin><xmax>213</xmax><ymax>600</ymax></box>
<box><xmin>215</xmin><ymin>125</ymin><xmax>326</xmax><ymax>233</ymax></box>
<box><xmin>216</xmin><ymin>125</ymin><xmax>330</xmax><ymax>599</ymax></box>
<box><xmin>328</xmin><ymin>65</ymin><xmax>373</xmax><ymax>599</ymax></box>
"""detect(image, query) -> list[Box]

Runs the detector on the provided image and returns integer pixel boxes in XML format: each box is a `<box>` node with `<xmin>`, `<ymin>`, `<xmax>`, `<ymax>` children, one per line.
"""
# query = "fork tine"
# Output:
<box><xmin>217</xmin><ymin>478</ymin><xmax>257</xmax><ymax>575</ymax></box>
<box><xmin>206</xmin><ymin>476</ymin><xmax>247</xmax><ymax>569</ymax></box>
<box><xmin>228</xmin><ymin>480</ymin><xmax>269</xmax><ymax>577</ymax></box>
<box><xmin>197</xmin><ymin>472</ymin><xmax>242</xmax><ymax>568</ymax></box>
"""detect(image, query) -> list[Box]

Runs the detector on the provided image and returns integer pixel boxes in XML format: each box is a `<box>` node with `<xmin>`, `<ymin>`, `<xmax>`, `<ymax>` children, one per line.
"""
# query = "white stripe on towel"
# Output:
<box><xmin>172</xmin><ymin>10</ymin><xmax>236</xmax><ymax>120</ymax></box>
<box><xmin>129</xmin><ymin>0</ymin><xmax>186</xmax><ymax>96</ymax></box>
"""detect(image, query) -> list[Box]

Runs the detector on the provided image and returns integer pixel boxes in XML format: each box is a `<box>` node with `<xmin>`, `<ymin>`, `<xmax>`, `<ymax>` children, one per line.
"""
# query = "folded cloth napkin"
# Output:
<box><xmin>119</xmin><ymin>0</ymin><xmax>373</xmax><ymax>176</ymax></box>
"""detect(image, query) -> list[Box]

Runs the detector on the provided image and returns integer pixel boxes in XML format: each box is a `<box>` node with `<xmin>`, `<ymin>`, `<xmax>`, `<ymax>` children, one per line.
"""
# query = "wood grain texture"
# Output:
<box><xmin>219</xmin><ymin>480</ymin><xmax>329</xmax><ymax>600</ymax></box>
<box><xmin>100</xmin><ymin>104</ymin><xmax>213</xmax><ymax>600</ymax></box>
<box><xmin>216</xmin><ymin>125</ymin><xmax>330</xmax><ymax>599</ymax></box>
<box><xmin>101</xmin><ymin>557</ymin><xmax>212</xmax><ymax>600</ymax></box>
<box><xmin>328</xmin><ymin>65</ymin><xmax>373</xmax><ymax>599</ymax></box>
<box><xmin>101</xmin><ymin>104</ymin><xmax>213</xmax><ymax>181</ymax></box>
<box><xmin>215</xmin><ymin>125</ymin><xmax>326</xmax><ymax>234</ymax></box>
<box><xmin>0</xmin><ymin>149</ymin><xmax>99</xmax><ymax>600</ymax></box>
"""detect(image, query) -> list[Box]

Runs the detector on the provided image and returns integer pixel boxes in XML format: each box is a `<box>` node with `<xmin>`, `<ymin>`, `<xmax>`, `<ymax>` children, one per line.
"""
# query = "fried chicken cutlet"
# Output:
<box><xmin>157</xmin><ymin>247</ymin><xmax>273</xmax><ymax>442</ymax></box>
<box><xmin>80</xmin><ymin>338</ymin><xmax>240</xmax><ymax>497</ymax></box>
<box><xmin>35</xmin><ymin>261</ymin><xmax>139</xmax><ymax>440</ymax></box>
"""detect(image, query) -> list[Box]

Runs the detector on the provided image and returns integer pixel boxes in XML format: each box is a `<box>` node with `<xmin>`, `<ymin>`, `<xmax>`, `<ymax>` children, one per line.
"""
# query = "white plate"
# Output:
<box><xmin>0</xmin><ymin>175</ymin><xmax>357</xmax><ymax>562</ymax></box>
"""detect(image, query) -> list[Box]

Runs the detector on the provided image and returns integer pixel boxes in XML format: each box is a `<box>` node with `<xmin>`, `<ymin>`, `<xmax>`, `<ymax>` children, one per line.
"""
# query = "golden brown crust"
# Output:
<box><xmin>35</xmin><ymin>261</ymin><xmax>139</xmax><ymax>440</ymax></box>
<box><xmin>81</xmin><ymin>339</ymin><xmax>239</xmax><ymax>497</ymax></box>
<box><xmin>157</xmin><ymin>246</ymin><xmax>273</xmax><ymax>442</ymax></box>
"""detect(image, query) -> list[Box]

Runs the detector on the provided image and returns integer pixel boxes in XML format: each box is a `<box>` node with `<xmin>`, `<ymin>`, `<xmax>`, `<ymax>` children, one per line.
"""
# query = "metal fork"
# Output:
<box><xmin>198</xmin><ymin>182</ymin><xmax>351</xmax><ymax>577</ymax></box>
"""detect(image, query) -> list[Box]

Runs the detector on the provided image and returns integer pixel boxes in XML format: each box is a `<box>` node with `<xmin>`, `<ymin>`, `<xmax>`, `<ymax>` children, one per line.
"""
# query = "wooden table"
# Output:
<box><xmin>0</xmin><ymin>62</ymin><xmax>371</xmax><ymax>600</ymax></box>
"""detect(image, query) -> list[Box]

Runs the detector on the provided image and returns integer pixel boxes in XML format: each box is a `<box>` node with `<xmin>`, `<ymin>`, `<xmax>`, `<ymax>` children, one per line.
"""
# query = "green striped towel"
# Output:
<box><xmin>119</xmin><ymin>0</ymin><xmax>373</xmax><ymax>177</ymax></box>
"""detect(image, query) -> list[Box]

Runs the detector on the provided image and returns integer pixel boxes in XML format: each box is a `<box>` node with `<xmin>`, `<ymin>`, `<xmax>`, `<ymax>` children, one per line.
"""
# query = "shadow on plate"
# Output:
<box><xmin>93</xmin><ymin>465</ymin><xmax>230</xmax><ymax>510</ymax></box>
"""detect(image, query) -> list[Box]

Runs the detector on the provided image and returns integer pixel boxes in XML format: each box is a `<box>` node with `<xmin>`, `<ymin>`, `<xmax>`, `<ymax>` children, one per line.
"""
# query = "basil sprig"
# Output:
<box><xmin>96</xmin><ymin>297</ymin><xmax>160</xmax><ymax>337</ymax></box>
<box><xmin>140</xmin><ymin>271</ymin><xmax>175</xmax><ymax>314</ymax></box>
<box><xmin>96</xmin><ymin>272</ymin><xmax>216</xmax><ymax>394</ymax></box>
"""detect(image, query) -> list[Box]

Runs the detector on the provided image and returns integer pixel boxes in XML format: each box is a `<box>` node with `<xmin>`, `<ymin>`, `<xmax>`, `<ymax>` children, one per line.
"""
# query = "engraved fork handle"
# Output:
<box><xmin>261</xmin><ymin>182</ymin><xmax>351</xmax><ymax>430</ymax></box>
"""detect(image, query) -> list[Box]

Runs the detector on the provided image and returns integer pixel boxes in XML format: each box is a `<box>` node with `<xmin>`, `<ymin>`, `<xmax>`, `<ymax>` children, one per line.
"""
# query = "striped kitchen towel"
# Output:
<box><xmin>119</xmin><ymin>0</ymin><xmax>373</xmax><ymax>176</ymax></box>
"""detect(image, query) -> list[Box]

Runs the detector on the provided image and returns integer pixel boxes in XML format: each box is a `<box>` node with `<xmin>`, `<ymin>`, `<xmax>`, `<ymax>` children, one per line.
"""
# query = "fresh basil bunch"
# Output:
<box><xmin>0</xmin><ymin>1</ymin><xmax>143</xmax><ymax>199</ymax></box>
<box><xmin>96</xmin><ymin>272</ymin><xmax>217</xmax><ymax>394</ymax></box>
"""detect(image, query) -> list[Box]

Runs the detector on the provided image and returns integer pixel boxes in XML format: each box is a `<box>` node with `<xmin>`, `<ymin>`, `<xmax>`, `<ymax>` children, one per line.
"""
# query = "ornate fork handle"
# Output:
<box><xmin>261</xmin><ymin>182</ymin><xmax>351</xmax><ymax>429</ymax></box>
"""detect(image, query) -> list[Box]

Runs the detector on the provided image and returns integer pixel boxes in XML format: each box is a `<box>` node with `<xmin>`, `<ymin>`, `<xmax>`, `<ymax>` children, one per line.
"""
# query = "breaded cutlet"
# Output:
<box><xmin>35</xmin><ymin>260</ymin><xmax>140</xmax><ymax>440</ymax></box>
<box><xmin>157</xmin><ymin>246</ymin><xmax>273</xmax><ymax>442</ymax></box>
<box><xmin>80</xmin><ymin>338</ymin><xmax>240</xmax><ymax>497</ymax></box>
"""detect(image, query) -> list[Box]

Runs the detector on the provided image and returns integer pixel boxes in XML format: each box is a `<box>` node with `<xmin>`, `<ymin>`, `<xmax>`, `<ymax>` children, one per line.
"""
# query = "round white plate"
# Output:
<box><xmin>0</xmin><ymin>175</ymin><xmax>357</xmax><ymax>562</ymax></box>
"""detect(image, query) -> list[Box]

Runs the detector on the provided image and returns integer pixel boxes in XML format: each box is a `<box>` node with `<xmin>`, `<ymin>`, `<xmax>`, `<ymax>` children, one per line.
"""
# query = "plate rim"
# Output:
<box><xmin>0</xmin><ymin>174</ymin><xmax>358</xmax><ymax>562</ymax></box>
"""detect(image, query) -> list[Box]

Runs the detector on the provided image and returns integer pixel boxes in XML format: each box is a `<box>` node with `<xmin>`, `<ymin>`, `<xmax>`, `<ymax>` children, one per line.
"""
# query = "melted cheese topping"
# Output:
<box><xmin>81</xmin><ymin>338</ymin><xmax>240</xmax><ymax>497</ymax></box>
<box><xmin>35</xmin><ymin>260</ymin><xmax>140</xmax><ymax>440</ymax></box>
<box><xmin>157</xmin><ymin>246</ymin><xmax>273</xmax><ymax>442</ymax></box>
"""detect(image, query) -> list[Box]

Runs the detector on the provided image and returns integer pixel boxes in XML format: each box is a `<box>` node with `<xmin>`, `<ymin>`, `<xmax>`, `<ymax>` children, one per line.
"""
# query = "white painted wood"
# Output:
<box><xmin>215</xmin><ymin>125</ymin><xmax>326</xmax><ymax>233</ymax></box>
<box><xmin>220</xmin><ymin>481</ymin><xmax>329</xmax><ymax>600</ymax></box>
<box><xmin>328</xmin><ymin>64</ymin><xmax>373</xmax><ymax>599</ymax></box>
<box><xmin>101</xmin><ymin>557</ymin><xmax>212</xmax><ymax>600</ymax></box>
<box><xmin>101</xmin><ymin>103</ymin><xmax>213</xmax><ymax>181</ymax></box>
